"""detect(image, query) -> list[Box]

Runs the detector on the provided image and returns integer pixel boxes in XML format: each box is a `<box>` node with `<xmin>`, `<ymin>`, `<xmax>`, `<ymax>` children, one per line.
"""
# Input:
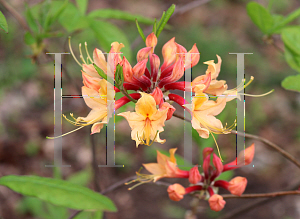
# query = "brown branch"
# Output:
<box><xmin>222</xmin><ymin>190</ymin><xmax>300</xmax><ymax>199</ymax></box>
<box><xmin>232</xmin><ymin>130</ymin><xmax>300</xmax><ymax>169</ymax></box>
<box><xmin>218</xmin><ymin>180</ymin><xmax>300</xmax><ymax>219</ymax></box>
<box><xmin>174</xmin><ymin>111</ymin><xmax>300</xmax><ymax>169</ymax></box>
<box><xmin>0</xmin><ymin>0</ymin><xmax>29</xmax><ymax>31</ymax></box>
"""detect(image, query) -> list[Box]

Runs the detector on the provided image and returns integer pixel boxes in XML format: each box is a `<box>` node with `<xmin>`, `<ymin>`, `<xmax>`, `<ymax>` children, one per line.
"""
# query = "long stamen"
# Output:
<box><xmin>85</xmin><ymin>42</ymin><xmax>94</xmax><ymax>64</ymax></box>
<box><xmin>46</xmin><ymin>126</ymin><xmax>85</xmax><ymax>139</ymax></box>
<box><xmin>68</xmin><ymin>37</ymin><xmax>82</xmax><ymax>67</ymax></box>
<box><xmin>243</xmin><ymin>89</ymin><xmax>274</xmax><ymax>97</ymax></box>
<box><xmin>79</xmin><ymin>43</ymin><xmax>87</xmax><ymax>64</ymax></box>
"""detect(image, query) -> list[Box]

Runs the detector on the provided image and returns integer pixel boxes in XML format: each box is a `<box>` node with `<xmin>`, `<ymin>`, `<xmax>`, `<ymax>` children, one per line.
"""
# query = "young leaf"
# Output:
<box><xmin>153</xmin><ymin>18</ymin><xmax>157</xmax><ymax>34</ymax></box>
<box><xmin>89</xmin><ymin>18</ymin><xmax>132</xmax><ymax>61</ymax></box>
<box><xmin>93</xmin><ymin>63</ymin><xmax>107</xmax><ymax>80</ymax></box>
<box><xmin>0</xmin><ymin>175</ymin><xmax>117</xmax><ymax>212</ymax></box>
<box><xmin>24</xmin><ymin>31</ymin><xmax>36</xmax><ymax>45</ymax></box>
<box><xmin>282</xmin><ymin>27</ymin><xmax>300</xmax><ymax>56</ymax></box>
<box><xmin>281</xmin><ymin>75</ymin><xmax>300</xmax><ymax>92</ymax></box>
<box><xmin>270</xmin><ymin>8</ymin><xmax>300</xmax><ymax>33</ymax></box>
<box><xmin>246</xmin><ymin>2</ymin><xmax>273</xmax><ymax>34</ymax></box>
<box><xmin>156</xmin><ymin>11</ymin><xmax>165</xmax><ymax>34</ymax></box>
<box><xmin>284</xmin><ymin>45</ymin><xmax>300</xmax><ymax>73</ymax></box>
<box><xmin>25</xmin><ymin>5</ymin><xmax>40</xmax><ymax>33</ymax></box>
<box><xmin>88</xmin><ymin>9</ymin><xmax>154</xmax><ymax>24</ymax></box>
<box><xmin>76</xmin><ymin>0</ymin><xmax>89</xmax><ymax>16</ymax></box>
<box><xmin>156</xmin><ymin>4</ymin><xmax>175</xmax><ymax>37</ymax></box>
<box><xmin>135</xmin><ymin>19</ymin><xmax>146</xmax><ymax>42</ymax></box>
<box><xmin>0</xmin><ymin>11</ymin><xmax>8</xmax><ymax>33</ymax></box>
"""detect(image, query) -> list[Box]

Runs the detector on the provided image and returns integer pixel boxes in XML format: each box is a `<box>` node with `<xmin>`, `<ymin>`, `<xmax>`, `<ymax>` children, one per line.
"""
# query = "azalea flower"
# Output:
<box><xmin>163</xmin><ymin>144</ymin><xmax>255</xmax><ymax>212</ymax></box>
<box><xmin>191</xmin><ymin>91</ymin><xmax>231</xmax><ymax>139</ymax></box>
<box><xmin>126</xmin><ymin>148</ymin><xmax>189</xmax><ymax>189</ymax></box>
<box><xmin>118</xmin><ymin>92</ymin><xmax>168</xmax><ymax>147</ymax></box>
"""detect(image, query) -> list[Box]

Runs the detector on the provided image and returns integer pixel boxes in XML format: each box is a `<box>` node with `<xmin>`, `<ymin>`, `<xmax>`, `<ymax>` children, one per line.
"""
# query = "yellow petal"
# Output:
<box><xmin>82</xmin><ymin>86</ymin><xmax>106</xmax><ymax>109</ymax></box>
<box><xmin>143</xmin><ymin>163</ymin><xmax>165</xmax><ymax>176</ymax></box>
<box><xmin>135</xmin><ymin>93</ymin><xmax>157</xmax><ymax>118</ymax></box>
<box><xmin>193</xmin><ymin>93</ymin><xmax>208</xmax><ymax>111</ymax></box>
<box><xmin>169</xmin><ymin>148</ymin><xmax>177</xmax><ymax>163</ymax></box>
<box><xmin>205</xmin><ymin>80</ymin><xmax>228</xmax><ymax>96</ymax></box>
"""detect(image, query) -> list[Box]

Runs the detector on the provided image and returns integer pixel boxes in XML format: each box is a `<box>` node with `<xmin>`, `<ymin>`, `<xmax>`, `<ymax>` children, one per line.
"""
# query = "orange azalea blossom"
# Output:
<box><xmin>192</xmin><ymin>55</ymin><xmax>227</xmax><ymax>96</ymax></box>
<box><xmin>162</xmin><ymin>145</ymin><xmax>254</xmax><ymax>211</ymax></box>
<box><xmin>191</xmin><ymin>91</ymin><xmax>233</xmax><ymax>139</ymax></box>
<box><xmin>69</xmin><ymin>39</ymin><xmax>124</xmax><ymax>79</ymax></box>
<box><xmin>64</xmin><ymin>81</ymin><xmax>108</xmax><ymax>135</ymax></box>
<box><xmin>118</xmin><ymin>93</ymin><xmax>169</xmax><ymax>147</ymax></box>
<box><xmin>126</xmin><ymin>148</ymin><xmax>189</xmax><ymax>189</ymax></box>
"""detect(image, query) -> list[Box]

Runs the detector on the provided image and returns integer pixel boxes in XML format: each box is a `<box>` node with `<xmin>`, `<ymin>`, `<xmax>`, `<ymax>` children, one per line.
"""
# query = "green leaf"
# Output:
<box><xmin>0</xmin><ymin>175</ymin><xmax>117</xmax><ymax>212</ymax></box>
<box><xmin>89</xmin><ymin>18</ymin><xmax>132</xmax><ymax>61</ymax></box>
<box><xmin>76</xmin><ymin>0</ymin><xmax>89</xmax><ymax>16</ymax></box>
<box><xmin>88</xmin><ymin>9</ymin><xmax>154</xmax><ymax>24</ymax></box>
<box><xmin>74</xmin><ymin>211</ymin><xmax>103</xmax><ymax>219</ymax></box>
<box><xmin>67</xmin><ymin>169</ymin><xmax>92</xmax><ymax>186</ymax></box>
<box><xmin>281</xmin><ymin>75</ymin><xmax>300</xmax><ymax>92</ymax></box>
<box><xmin>156</xmin><ymin>4</ymin><xmax>175</xmax><ymax>37</ymax></box>
<box><xmin>24</xmin><ymin>31</ymin><xmax>36</xmax><ymax>45</ymax></box>
<box><xmin>44</xmin><ymin>0</ymin><xmax>69</xmax><ymax>31</ymax></box>
<box><xmin>246</xmin><ymin>2</ymin><xmax>273</xmax><ymax>34</ymax></box>
<box><xmin>284</xmin><ymin>46</ymin><xmax>300</xmax><ymax>73</ymax></box>
<box><xmin>135</xmin><ymin>19</ymin><xmax>146</xmax><ymax>42</ymax></box>
<box><xmin>0</xmin><ymin>11</ymin><xmax>8</xmax><ymax>33</ymax></box>
<box><xmin>282</xmin><ymin>27</ymin><xmax>300</xmax><ymax>56</ymax></box>
<box><xmin>25</xmin><ymin>5</ymin><xmax>40</xmax><ymax>33</ymax></box>
<box><xmin>270</xmin><ymin>8</ymin><xmax>300</xmax><ymax>33</ymax></box>
<box><xmin>93</xmin><ymin>63</ymin><xmax>107</xmax><ymax>80</ymax></box>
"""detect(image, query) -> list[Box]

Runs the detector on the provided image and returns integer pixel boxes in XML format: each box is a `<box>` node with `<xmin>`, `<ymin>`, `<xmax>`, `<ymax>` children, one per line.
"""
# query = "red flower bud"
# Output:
<box><xmin>146</xmin><ymin>32</ymin><xmax>157</xmax><ymax>53</ymax></box>
<box><xmin>189</xmin><ymin>166</ymin><xmax>202</xmax><ymax>184</ymax></box>
<box><xmin>208</xmin><ymin>194</ymin><xmax>226</xmax><ymax>212</ymax></box>
<box><xmin>167</xmin><ymin>183</ymin><xmax>186</xmax><ymax>201</ymax></box>
<box><xmin>228</xmin><ymin>177</ymin><xmax>247</xmax><ymax>196</ymax></box>
<box><xmin>151</xmin><ymin>87</ymin><xmax>163</xmax><ymax>105</ymax></box>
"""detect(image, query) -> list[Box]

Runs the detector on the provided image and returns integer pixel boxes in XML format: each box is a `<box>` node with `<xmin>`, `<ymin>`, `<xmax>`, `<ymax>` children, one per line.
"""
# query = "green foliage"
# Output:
<box><xmin>156</xmin><ymin>4</ymin><xmax>175</xmax><ymax>37</ymax></box>
<box><xmin>0</xmin><ymin>175</ymin><xmax>117</xmax><ymax>212</ymax></box>
<box><xmin>247</xmin><ymin>1</ymin><xmax>300</xmax><ymax>92</ymax></box>
<box><xmin>281</xmin><ymin>74</ymin><xmax>300</xmax><ymax>92</ymax></box>
<box><xmin>88</xmin><ymin>9</ymin><xmax>154</xmax><ymax>24</ymax></box>
<box><xmin>0</xmin><ymin>11</ymin><xmax>8</xmax><ymax>33</ymax></box>
<box><xmin>76</xmin><ymin>0</ymin><xmax>89</xmax><ymax>16</ymax></box>
<box><xmin>135</xmin><ymin>19</ymin><xmax>146</xmax><ymax>42</ymax></box>
<box><xmin>89</xmin><ymin>19</ymin><xmax>132</xmax><ymax>61</ymax></box>
<box><xmin>247</xmin><ymin>2</ymin><xmax>274</xmax><ymax>35</ymax></box>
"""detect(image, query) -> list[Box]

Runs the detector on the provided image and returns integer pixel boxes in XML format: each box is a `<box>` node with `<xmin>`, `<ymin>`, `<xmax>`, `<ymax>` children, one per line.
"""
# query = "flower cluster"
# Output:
<box><xmin>65</xmin><ymin>32</ymin><xmax>247</xmax><ymax>149</ymax></box>
<box><xmin>127</xmin><ymin>144</ymin><xmax>255</xmax><ymax>212</ymax></box>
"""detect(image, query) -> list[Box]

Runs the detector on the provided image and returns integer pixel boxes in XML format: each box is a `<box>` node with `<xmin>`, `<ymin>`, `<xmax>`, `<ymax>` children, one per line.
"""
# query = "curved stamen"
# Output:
<box><xmin>84</xmin><ymin>42</ymin><xmax>94</xmax><ymax>64</ymax></box>
<box><xmin>68</xmin><ymin>37</ymin><xmax>82</xmax><ymax>67</ymax></box>
<box><xmin>79</xmin><ymin>43</ymin><xmax>87</xmax><ymax>64</ymax></box>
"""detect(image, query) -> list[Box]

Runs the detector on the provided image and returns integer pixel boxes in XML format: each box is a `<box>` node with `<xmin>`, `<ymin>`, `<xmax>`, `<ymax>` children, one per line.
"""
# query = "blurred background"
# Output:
<box><xmin>0</xmin><ymin>0</ymin><xmax>300</xmax><ymax>218</ymax></box>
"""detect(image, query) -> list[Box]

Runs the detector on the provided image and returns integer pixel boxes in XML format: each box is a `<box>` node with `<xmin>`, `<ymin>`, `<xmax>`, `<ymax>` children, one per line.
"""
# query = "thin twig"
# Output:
<box><xmin>222</xmin><ymin>190</ymin><xmax>300</xmax><ymax>199</ymax></box>
<box><xmin>101</xmin><ymin>176</ymin><xmax>137</xmax><ymax>194</ymax></box>
<box><xmin>174</xmin><ymin>111</ymin><xmax>300</xmax><ymax>169</ymax></box>
<box><xmin>218</xmin><ymin>180</ymin><xmax>300</xmax><ymax>219</ymax></box>
<box><xmin>0</xmin><ymin>0</ymin><xmax>29</xmax><ymax>31</ymax></box>
<box><xmin>232</xmin><ymin>130</ymin><xmax>300</xmax><ymax>169</ymax></box>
